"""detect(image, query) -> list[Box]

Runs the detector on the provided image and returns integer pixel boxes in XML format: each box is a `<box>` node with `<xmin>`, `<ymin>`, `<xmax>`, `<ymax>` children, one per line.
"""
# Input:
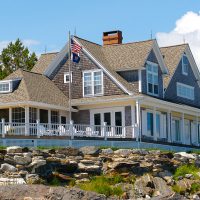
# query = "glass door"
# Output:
<box><xmin>115</xmin><ymin>111</ymin><xmax>122</xmax><ymax>135</ymax></box>
<box><xmin>94</xmin><ymin>113</ymin><xmax>101</xmax><ymax>135</ymax></box>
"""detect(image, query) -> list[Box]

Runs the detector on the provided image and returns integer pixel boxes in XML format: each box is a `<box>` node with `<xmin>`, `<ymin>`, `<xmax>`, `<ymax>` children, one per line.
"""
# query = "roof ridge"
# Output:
<box><xmin>21</xmin><ymin>69</ymin><xmax>44</xmax><ymax>76</ymax></box>
<box><xmin>41</xmin><ymin>52</ymin><xmax>58</xmax><ymax>55</ymax></box>
<box><xmin>74</xmin><ymin>36</ymin><xmax>102</xmax><ymax>47</ymax></box>
<box><xmin>160</xmin><ymin>43</ymin><xmax>188</xmax><ymax>49</ymax></box>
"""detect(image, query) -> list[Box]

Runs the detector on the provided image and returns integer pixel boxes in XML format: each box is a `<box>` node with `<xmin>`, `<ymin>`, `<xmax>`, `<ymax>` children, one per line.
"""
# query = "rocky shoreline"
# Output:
<box><xmin>0</xmin><ymin>146</ymin><xmax>200</xmax><ymax>199</ymax></box>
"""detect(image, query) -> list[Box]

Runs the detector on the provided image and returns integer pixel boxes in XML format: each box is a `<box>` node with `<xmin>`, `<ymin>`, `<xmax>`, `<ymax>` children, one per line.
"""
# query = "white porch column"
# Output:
<box><xmin>196</xmin><ymin>115</ymin><xmax>199</xmax><ymax>144</ymax></box>
<box><xmin>136</xmin><ymin>100</ymin><xmax>141</xmax><ymax>142</ymax></box>
<box><xmin>9</xmin><ymin>107</ymin><xmax>12</xmax><ymax>124</ymax></box>
<box><xmin>153</xmin><ymin>107</ymin><xmax>157</xmax><ymax>141</ymax></box>
<box><xmin>25</xmin><ymin>106</ymin><xmax>29</xmax><ymax>136</ymax></box>
<box><xmin>181</xmin><ymin>113</ymin><xmax>185</xmax><ymax>144</ymax></box>
<box><xmin>36</xmin><ymin>108</ymin><xmax>40</xmax><ymax>121</ymax></box>
<box><xmin>167</xmin><ymin>111</ymin><xmax>171</xmax><ymax>143</ymax></box>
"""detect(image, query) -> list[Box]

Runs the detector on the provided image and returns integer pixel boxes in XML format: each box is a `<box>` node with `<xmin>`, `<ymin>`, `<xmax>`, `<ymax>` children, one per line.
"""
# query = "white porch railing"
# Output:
<box><xmin>0</xmin><ymin>121</ymin><xmax>137</xmax><ymax>139</ymax></box>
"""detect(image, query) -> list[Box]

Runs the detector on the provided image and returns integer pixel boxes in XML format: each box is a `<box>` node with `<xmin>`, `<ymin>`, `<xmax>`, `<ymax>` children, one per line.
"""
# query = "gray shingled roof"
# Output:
<box><xmin>1</xmin><ymin>69</ymin><xmax>68</xmax><ymax>107</ymax></box>
<box><xmin>31</xmin><ymin>53</ymin><xmax>58</xmax><ymax>74</ymax></box>
<box><xmin>160</xmin><ymin>44</ymin><xmax>187</xmax><ymax>88</ymax></box>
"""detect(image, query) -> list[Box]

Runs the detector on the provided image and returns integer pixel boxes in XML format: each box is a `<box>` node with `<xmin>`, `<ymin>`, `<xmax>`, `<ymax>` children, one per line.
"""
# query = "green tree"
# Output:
<box><xmin>0</xmin><ymin>39</ymin><xmax>38</xmax><ymax>78</ymax></box>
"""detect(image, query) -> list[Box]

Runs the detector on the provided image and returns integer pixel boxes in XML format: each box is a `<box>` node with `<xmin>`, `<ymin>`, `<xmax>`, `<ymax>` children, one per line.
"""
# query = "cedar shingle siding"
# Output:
<box><xmin>51</xmin><ymin>51</ymin><xmax>125</xmax><ymax>99</ymax></box>
<box><xmin>142</xmin><ymin>50</ymin><xmax>163</xmax><ymax>98</ymax></box>
<box><xmin>165</xmin><ymin>58</ymin><xmax>200</xmax><ymax>108</ymax></box>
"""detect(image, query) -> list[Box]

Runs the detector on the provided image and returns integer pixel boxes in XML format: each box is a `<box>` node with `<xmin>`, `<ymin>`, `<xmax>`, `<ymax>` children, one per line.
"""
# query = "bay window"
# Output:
<box><xmin>83</xmin><ymin>70</ymin><xmax>103</xmax><ymax>96</ymax></box>
<box><xmin>146</xmin><ymin>62</ymin><xmax>158</xmax><ymax>96</ymax></box>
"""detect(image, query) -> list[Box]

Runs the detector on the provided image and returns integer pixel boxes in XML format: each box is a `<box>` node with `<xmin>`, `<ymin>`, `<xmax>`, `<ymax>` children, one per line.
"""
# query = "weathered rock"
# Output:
<box><xmin>114</xmin><ymin>149</ymin><xmax>133</xmax><ymax>156</ymax></box>
<box><xmin>79</xmin><ymin>146</ymin><xmax>101</xmax><ymax>156</ymax></box>
<box><xmin>0</xmin><ymin>163</ymin><xmax>17</xmax><ymax>172</ymax></box>
<box><xmin>101</xmin><ymin>148</ymin><xmax>114</xmax><ymax>155</ymax></box>
<box><xmin>56</xmin><ymin>147</ymin><xmax>80</xmax><ymax>156</ymax></box>
<box><xmin>174</xmin><ymin>152</ymin><xmax>196</xmax><ymax>159</ymax></box>
<box><xmin>28</xmin><ymin>159</ymin><xmax>46</xmax><ymax>173</ymax></box>
<box><xmin>78</xmin><ymin>163</ymin><xmax>101</xmax><ymax>174</ymax></box>
<box><xmin>74</xmin><ymin>173</ymin><xmax>89</xmax><ymax>179</ymax></box>
<box><xmin>7</xmin><ymin>146</ymin><xmax>22</xmax><ymax>154</ymax></box>
<box><xmin>14</xmin><ymin>155</ymin><xmax>32</xmax><ymax>165</ymax></box>
<box><xmin>25</xmin><ymin>174</ymin><xmax>43</xmax><ymax>184</ymax></box>
<box><xmin>0</xmin><ymin>177</ymin><xmax>26</xmax><ymax>185</ymax></box>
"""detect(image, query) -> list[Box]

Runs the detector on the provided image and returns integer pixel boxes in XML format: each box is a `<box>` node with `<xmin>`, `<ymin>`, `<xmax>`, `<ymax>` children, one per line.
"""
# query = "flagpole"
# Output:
<box><xmin>68</xmin><ymin>31</ymin><xmax>72</xmax><ymax>122</ymax></box>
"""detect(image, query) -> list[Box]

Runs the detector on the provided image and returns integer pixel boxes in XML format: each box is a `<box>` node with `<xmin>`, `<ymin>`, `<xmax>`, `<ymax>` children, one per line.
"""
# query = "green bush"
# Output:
<box><xmin>49</xmin><ymin>177</ymin><xmax>62</xmax><ymax>186</ymax></box>
<box><xmin>173</xmin><ymin>164</ymin><xmax>200</xmax><ymax>180</ymax></box>
<box><xmin>190</xmin><ymin>183</ymin><xmax>200</xmax><ymax>194</ymax></box>
<box><xmin>172</xmin><ymin>184</ymin><xmax>186</xmax><ymax>194</ymax></box>
<box><xmin>78</xmin><ymin>175</ymin><xmax>124</xmax><ymax>197</ymax></box>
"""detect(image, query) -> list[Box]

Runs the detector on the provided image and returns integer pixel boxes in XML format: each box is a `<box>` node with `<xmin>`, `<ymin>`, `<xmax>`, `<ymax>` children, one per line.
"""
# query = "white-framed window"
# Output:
<box><xmin>51</xmin><ymin>110</ymin><xmax>59</xmax><ymax>124</ymax></box>
<box><xmin>83</xmin><ymin>70</ymin><xmax>103</xmax><ymax>96</ymax></box>
<box><xmin>177</xmin><ymin>82</ymin><xmax>194</xmax><ymax>100</ymax></box>
<box><xmin>64</xmin><ymin>72</ymin><xmax>72</xmax><ymax>83</ymax></box>
<box><xmin>182</xmin><ymin>54</ymin><xmax>188</xmax><ymax>75</ymax></box>
<box><xmin>0</xmin><ymin>80</ymin><xmax>12</xmax><ymax>93</ymax></box>
<box><xmin>146</xmin><ymin>61</ymin><xmax>159</xmax><ymax>96</ymax></box>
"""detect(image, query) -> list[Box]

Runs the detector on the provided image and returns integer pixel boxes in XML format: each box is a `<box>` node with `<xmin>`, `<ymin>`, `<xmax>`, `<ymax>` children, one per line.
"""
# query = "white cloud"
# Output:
<box><xmin>156</xmin><ymin>11</ymin><xmax>200</xmax><ymax>68</ymax></box>
<box><xmin>0</xmin><ymin>40</ymin><xmax>10</xmax><ymax>52</ymax></box>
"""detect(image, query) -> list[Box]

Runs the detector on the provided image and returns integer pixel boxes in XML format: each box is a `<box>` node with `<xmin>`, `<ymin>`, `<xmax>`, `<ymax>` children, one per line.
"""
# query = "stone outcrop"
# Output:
<box><xmin>0</xmin><ymin>146</ymin><xmax>200</xmax><ymax>199</ymax></box>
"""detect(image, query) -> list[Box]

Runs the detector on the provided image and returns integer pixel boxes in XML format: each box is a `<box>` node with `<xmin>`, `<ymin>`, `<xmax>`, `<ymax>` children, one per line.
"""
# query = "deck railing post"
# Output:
<box><xmin>103</xmin><ymin>122</ymin><xmax>107</xmax><ymax>141</ymax></box>
<box><xmin>132</xmin><ymin>124</ymin><xmax>135</xmax><ymax>139</ymax></box>
<box><xmin>36</xmin><ymin>120</ymin><xmax>40</xmax><ymax>138</ymax></box>
<box><xmin>70</xmin><ymin>120</ymin><xmax>74</xmax><ymax>140</ymax></box>
<box><xmin>1</xmin><ymin>118</ymin><xmax>5</xmax><ymax>138</ymax></box>
<box><xmin>25</xmin><ymin>123</ymin><xmax>29</xmax><ymax>136</ymax></box>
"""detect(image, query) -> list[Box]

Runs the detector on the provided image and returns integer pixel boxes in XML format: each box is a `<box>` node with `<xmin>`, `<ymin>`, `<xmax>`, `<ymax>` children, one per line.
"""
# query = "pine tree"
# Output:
<box><xmin>0</xmin><ymin>39</ymin><xmax>38</xmax><ymax>78</ymax></box>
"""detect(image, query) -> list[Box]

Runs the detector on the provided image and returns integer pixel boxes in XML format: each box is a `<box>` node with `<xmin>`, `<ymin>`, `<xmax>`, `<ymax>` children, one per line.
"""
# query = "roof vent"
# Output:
<box><xmin>103</xmin><ymin>30</ymin><xmax>123</xmax><ymax>46</ymax></box>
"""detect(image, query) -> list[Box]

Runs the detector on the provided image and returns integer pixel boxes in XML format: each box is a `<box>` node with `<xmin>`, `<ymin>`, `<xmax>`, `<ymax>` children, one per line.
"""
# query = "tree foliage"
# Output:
<box><xmin>0</xmin><ymin>39</ymin><xmax>38</xmax><ymax>79</ymax></box>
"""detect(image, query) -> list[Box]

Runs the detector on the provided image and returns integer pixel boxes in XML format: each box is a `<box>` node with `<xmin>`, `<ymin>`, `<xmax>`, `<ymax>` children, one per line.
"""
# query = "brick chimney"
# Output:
<box><xmin>103</xmin><ymin>30</ymin><xmax>123</xmax><ymax>45</ymax></box>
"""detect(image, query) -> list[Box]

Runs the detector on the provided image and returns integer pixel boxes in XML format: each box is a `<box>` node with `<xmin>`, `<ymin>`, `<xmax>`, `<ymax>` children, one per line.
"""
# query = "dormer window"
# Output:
<box><xmin>146</xmin><ymin>61</ymin><xmax>158</xmax><ymax>96</ymax></box>
<box><xmin>0</xmin><ymin>80</ymin><xmax>12</xmax><ymax>93</ymax></box>
<box><xmin>182</xmin><ymin>54</ymin><xmax>188</xmax><ymax>75</ymax></box>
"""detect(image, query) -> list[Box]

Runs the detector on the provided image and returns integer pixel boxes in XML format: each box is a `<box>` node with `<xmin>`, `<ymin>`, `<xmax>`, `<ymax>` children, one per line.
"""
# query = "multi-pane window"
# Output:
<box><xmin>12</xmin><ymin>107</ymin><xmax>25</xmax><ymax>123</ymax></box>
<box><xmin>29</xmin><ymin>107</ymin><xmax>37</xmax><ymax>123</ymax></box>
<box><xmin>83</xmin><ymin>70</ymin><xmax>103</xmax><ymax>96</ymax></box>
<box><xmin>177</xmin><ymin>82</ymin><xmax>194</xmax><ymax>100</ymax></box>
<box><xmin>182</xmin><ymin>54</ymin><xmax>188</xmax><ymax>75</ymax></box>
<box><xmin>146</xmin><ymin>62</ymin><xmax>158</xmax><ymax>96</ymax></box>
<box><xmin>51</xmin><ymin>110</ymin><xmax>59</xmax><ymax>124</ymax></box>
<box><xmin>0</xmin><ymin>81</ymin><xmax>11</xmax><ymax>93</ymax></box>
<box><xmin>64</xmin><ymin>72</ymin><xmax>72</xmax><ymax>83</ymax></box>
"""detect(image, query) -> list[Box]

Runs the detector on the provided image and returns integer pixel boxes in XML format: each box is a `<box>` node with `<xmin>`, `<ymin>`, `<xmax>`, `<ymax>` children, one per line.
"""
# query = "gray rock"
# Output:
<box><xmin>56</xmin><ymin>147</ymin><xmax>80</xmax><ymax>156</ymax></box>
<box><xmin>78</xmin><ymin>163</ymin><xmax>101</xmax><ymax>173</ymax></box>
<box><xmin>114</xmin><ymin>149</ymin><xmax>133</xmax><ymax>156</ymax></box>
<box><xmin>101</xmin><ymin>148</ymin><xmax>114</xmax><ymax>155</ymax></box>
<box><xmin>14</xmin><ymin>155</ymin><xmax>32</xmax><ymax>165</ymax></box>
<box><xmin>25</xmin><ymin>174</ymin><xmax>42</xmax><ymax>184</ymax></box>
<box><xmin>79</xmin><ymin>146</ymin><xmax>101</xmax><ymax>156</ymax></box>
<box><xmin>0</xmin><ymin>163</ymin><xmax>17</xmax><ymax>172</ymax></box>
<box><xmin>174</xmin><ymin>152</ymin><xmax>195</xmax><ymax>159</ymax></box>
<box><xmin>7</xmin><ymin>146</ymin><xmax>22</xmax><ymax>154</ymax></box>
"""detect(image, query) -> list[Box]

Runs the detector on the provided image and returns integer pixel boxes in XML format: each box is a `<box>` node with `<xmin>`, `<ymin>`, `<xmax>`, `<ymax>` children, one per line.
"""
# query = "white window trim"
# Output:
<box><xmin>182</xmin><ymin>54</ymin><xmax>188</xmax><ymax>76</ymax></box>
<box><xmin>83</xmin><ymin>69</ymin><xmax>103</xmax><ymax>97</ymax></box>
<box><xmin>64</xmin><ymin>72</ymin><xmax>72</xmax><ymax>83</ymax></box>
<box><xmin>146</xmin><ymin>61</ymin><xmax>159</xmax><ymax>97</ymax></box>
<box><xmin>90</xmin><ymin>107</ymin><xmax>125</xmax><ymax>127</ymax></box>
<box><xmin>0</xmin><ymin>80</ymin><xmax>12</xmax><ymax>94</ymax></box>
<box><xmin>177</xmin><ymin>82</ymin><xmax>194</xmax><ymax>100</ymax></box>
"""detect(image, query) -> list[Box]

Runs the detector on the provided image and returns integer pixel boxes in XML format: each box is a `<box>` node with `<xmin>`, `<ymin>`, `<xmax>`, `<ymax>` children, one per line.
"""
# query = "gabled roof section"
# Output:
<box><xmin>160</xmin><ymin>44</ymin><xmax>189</xmax><ymax>88</ymax></box>
<box><xmin>31</xmin><ymin>52</ymin><xmax>58</xmax><ymax>74</ymax></box>
<box><xmin>2</xmin><ymin>69</ymin><xmax>68</xmax><ymax>108</ymax></box>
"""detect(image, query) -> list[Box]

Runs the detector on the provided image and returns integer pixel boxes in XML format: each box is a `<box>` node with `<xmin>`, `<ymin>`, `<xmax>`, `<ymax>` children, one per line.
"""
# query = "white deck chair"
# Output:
<box><xmin>58</xmin><ymin>125</ymin><xmax>67</xmax><ymax>136</ymax></box>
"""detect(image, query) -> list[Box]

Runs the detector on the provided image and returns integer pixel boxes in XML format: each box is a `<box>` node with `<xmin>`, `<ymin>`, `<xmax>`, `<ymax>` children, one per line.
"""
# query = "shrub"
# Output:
<box><xmin>172</xmin><ymin>184</ymin><xmax>186</xmax><ymax>194</ymax></box>
<box><xmin>173</xmin><ymin>164</ymin><xmax>200</xmax><ymax>180</ymax></box>
<box><xmin>49</xmin><ymin>177</ymin><xmax>62</xmax><ymax>186</ymax></box>
<box><xmin>190</xmin><ymin>183</ymin><xmax>200</xmax><ymax>194</ymax></box>
<box><xmin>78</xmin><ymin>175</ymin><xmax>124</xmax><ymax>197</ymax></box>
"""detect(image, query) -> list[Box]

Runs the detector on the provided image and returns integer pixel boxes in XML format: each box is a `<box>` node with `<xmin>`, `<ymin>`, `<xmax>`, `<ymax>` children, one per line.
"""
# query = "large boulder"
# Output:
<box><xmin>0</xmin><ymin>163</ymin><xmax>17</xmax><ymax>172</ymax></box>
<box><xmin>25</xmin><ymin>174</ymin><xmax>43</xmax><ymax>184</ymax></box>
<box><xmin>101</xmin><ymin>148</ymin><xmax>114</xmax><ymax>155</ymax></box>
<box><xmin>0</xmin><ymin>177</ymin><xmax>26</xmax><ymax>185</ymax></box>
<box><xmin>114</xmin><ymin>149</ymin><xmax>133</xmax><ymax>157</ymax></box>
<box><xmin>7</xmin><ymin>146</ymin><xmax>22</xmax><ymax>154</ymax></box>
<box><xmin>79</xmin><ymin>146</ymin><xmax>101</xmax><ymax>156</ymax></box>
<box><xmin>174</xmin><ymin>152</ymin><xmax>196</xmax><ymax>159</ymax></box>
<box><xmin>56</xmin><ymin>147</ymin><xmax>80</xmax><ymax>156</ymax></box>
<box><xmin>14</xmin><ymin>155</ymin><xmax>32</xmax><ymax>165</ymax></box>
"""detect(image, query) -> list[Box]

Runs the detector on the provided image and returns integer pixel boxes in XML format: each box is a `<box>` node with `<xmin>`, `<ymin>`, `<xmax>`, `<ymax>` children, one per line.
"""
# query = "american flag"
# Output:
<box><xmin>71</xmin><ymin>39</ymin><xmax>82</xmax><ymax>54</ymax></box>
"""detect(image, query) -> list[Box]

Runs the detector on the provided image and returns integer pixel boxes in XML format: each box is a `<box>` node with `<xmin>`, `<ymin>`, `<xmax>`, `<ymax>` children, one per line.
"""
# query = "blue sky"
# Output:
<box><xmin>0</xmin><ymin>0</ymin><xmax>200</xmax><ymax>65</ymax></box>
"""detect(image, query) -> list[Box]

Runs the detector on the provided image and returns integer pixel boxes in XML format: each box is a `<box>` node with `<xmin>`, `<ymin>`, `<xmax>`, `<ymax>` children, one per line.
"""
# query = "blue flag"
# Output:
<box><xmin>72</xmin><ymin>52</ymin><xmax>80</xmax><ymax>63</ymax></box>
